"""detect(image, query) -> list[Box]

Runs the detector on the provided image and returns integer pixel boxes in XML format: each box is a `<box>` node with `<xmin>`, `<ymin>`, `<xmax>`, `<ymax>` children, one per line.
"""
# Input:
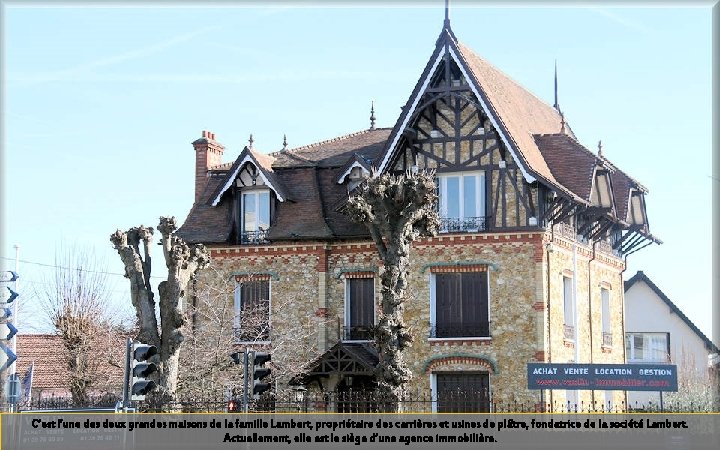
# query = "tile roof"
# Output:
<box><xmin>15</xmin><ymin>334</ymin><xmax>125</xmax><ymax>391</ymax></box>
<box><xmin>533</xmin><ymin>133</ymin><xmax>598</xmax><ymax>202</ymax></box>
<box><xmin>457</xmin><ymin>41</ymin><xmax>574</xmax><ymax>193</ymax></box>
<box><xmin>625</xmin><ymin>272</ymin><xmax>719</xmax><ymax>354</ymax></box>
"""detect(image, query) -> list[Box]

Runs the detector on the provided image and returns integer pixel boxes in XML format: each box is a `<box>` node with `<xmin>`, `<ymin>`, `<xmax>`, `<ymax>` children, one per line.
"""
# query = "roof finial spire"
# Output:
<box><xmin>282</xmin><ymin>134</ymin><xmax>288</xmax><ymax>150</ymax></box>
<box><xmin>248</xmin><ymin>133</ymin><xmax>254</xmax><ymax>149</ymax></box>
<box><xmin>553</xmin><ymin>60</ymin><xmax>559</xmax><ymax>112</ymax></box>
<box><xmin>598</xmin><ymin>140</ymin><xmax>603</xmax><ymax>157</ymax></box>
<box><xmin>370</xmin><ymin>101</ymin><xmax>376</xmax><ymax>130</ymax></box>
<box><xmin>444</xmin><ymin>0</ymin><xmax>450</xmax><ymax>28</ymax></box>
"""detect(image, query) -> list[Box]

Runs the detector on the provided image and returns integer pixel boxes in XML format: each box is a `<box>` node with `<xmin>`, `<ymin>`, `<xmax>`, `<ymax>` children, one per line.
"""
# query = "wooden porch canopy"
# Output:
<box><xmin>290</xmin><ymin>342</ymin><xmax>379</xmax><ymax>386</ymax></box>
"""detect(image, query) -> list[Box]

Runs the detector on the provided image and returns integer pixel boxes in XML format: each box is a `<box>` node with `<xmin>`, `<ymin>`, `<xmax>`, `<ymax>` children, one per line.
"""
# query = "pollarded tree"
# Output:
<box><xmin>346</xmin><ymin>170</ymin><xmax>439</xmax><ymax>410</ymax></box>
<box><xmin>110</xmin><ymin>217</ymin><xmax>209</xmax><ymax>404</ymax></box>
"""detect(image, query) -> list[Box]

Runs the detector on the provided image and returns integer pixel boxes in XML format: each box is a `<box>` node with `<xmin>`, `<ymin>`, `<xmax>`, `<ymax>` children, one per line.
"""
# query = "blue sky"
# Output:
<box><xmin>1</xmin><ymin>4</ymin><xmax>714</xmax><ymax>343</ymax></box>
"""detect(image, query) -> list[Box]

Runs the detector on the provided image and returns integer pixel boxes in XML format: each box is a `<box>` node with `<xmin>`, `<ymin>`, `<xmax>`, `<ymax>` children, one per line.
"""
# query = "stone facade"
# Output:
<box><xmin>199</xmin><ymin>227</ymin><xmax>625</xmax><ymax>408</ymax></box>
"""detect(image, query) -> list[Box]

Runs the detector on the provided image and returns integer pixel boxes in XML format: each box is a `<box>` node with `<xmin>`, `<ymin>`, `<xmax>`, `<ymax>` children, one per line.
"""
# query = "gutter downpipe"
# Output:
<box><xmin>545</xmin><ymin>226</ymin><xmax>555</xmax><ymax>412</ymax></box>
<box><xmin>620</xmin><ymin>252</ymin><xmax>630</xmax><ymax>411</ymax></box>
<box><xmin>588</xmin><ymin>240</ymin><xmax>598</xmax><ymax>410</ymax></box>
<box><xmin>572</xmin><ymin>240</ymin><xmax>579</xmax><ymax>411</ymax></box>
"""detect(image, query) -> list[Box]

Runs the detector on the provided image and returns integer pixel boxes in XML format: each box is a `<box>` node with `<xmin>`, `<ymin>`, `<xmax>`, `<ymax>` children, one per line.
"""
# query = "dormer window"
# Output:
<box><xmin>437</xmin><ymin>171</ymin><xmax>487</xmax><ymax>232</ymax></box>
<box><xmin>347</xmin><ymin>166</ymin><xmax>369</xmax><ymax>193</ymax></box>
<box><xmin>628</xmin><ymin>190</ymin><xmax>647</xmax><ymax>226</ymax></box>
<box><xmin>590</xmin><ymin>169</ymin><xmax>613</xmax><ymax>210</ymax></box>
<box><xmin>241</xmin><ymin>190</ymin><xmax>270</xmax><ymax>244</ymax></box>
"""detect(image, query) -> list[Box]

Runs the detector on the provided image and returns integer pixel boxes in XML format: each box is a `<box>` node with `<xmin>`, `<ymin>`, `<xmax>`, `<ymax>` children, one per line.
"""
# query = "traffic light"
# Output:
<box><xmin>131</xmin><ymin>342</ymin><xmax>158</xmax><ymax>401</ymax></box>
<box><xmin>252</xmin><ymin>351</ymin><xmax>272</xmax><ymax>398</ymax></box>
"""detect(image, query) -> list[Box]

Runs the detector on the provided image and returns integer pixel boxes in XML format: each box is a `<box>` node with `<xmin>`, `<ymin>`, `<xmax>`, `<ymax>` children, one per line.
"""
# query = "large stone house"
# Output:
<box><xmin>178</xmin><ymin>17</ymin><xmax>658</xmax><ymax>412</ymax></box>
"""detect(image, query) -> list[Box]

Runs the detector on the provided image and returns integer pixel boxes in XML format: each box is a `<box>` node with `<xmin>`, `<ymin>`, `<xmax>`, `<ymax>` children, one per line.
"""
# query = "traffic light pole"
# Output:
<box><xmin>122</xmin><ymin>338</ymin><xmax>132</xmax><ymax>411</ymax></box>
<box><xmin>242</xmin><ymin>348</ymin><xmax>249</xmax><ymax>413</ymax></box>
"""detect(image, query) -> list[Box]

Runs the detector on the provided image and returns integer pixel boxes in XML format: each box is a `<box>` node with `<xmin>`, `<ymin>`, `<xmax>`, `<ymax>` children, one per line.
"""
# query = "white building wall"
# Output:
<box><xmin>624</xmin><ymin>279</ymin><xmax>711</xmax><ymax>407</ymax></box>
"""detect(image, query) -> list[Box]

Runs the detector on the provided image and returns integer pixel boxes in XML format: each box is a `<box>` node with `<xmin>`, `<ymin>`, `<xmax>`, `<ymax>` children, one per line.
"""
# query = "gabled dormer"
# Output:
<box><xmin>336</xmin><ymin>153</ymin><xmax>372</xmax><ymax>193</ymax></box>
<box><xmin>589</xmin><ymin>165</ymin><xmax>615</xmax><ymax>213</ymax></box>
<box><xmin>209</xmin><ymin>147</ymin><xmax>289</xmax><ymax>245</ymax></box>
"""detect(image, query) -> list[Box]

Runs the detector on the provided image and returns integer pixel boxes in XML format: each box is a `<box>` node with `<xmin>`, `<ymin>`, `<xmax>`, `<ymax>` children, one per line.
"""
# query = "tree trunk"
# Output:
<box><xmin>346</xmin><ymin>171</ymin><xmax>439</xmax><ymax>411</ymax></box>
<box><xmin>111</xmin><ymin>217</ymin><xmax>209</xmax><ymax>406</ymax></box>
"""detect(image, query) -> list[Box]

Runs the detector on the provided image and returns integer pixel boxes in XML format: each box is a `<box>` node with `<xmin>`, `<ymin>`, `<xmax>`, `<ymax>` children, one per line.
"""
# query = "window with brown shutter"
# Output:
<box><xmin>431</xmin><ymin>271</ymin><xmax>489</xmax><ymax>338</ymax></box>
<box><xmin>344</xmin><ymin>277</ymin><xmax>374</xmax><ymax>341</ymax></box>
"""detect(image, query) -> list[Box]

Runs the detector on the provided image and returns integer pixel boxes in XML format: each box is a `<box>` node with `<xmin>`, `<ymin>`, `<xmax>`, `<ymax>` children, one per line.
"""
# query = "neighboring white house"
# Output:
<box><xmin>624</xmin><ymin>271</ymin><xmax>718</xmax><ymax>408</ymax></box>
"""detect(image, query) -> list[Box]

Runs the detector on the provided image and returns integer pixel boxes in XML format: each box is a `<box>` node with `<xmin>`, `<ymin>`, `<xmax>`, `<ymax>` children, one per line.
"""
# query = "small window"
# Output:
<box><xmin>625</xmin><ymin>333</ymin><xmax>669</xmax><ymax>363</ymax></box>
<box><xmin>344</xmin><ymin>277</ymin><xmax>374</xmax><ymax>341</ymax></box>
<box><xmin>601</xmin><ymin>288</ymin><xmax>611</xmax><ymax>346</ymax></box>
<box><xmin>234</xmin><ymin>279</ymin><xmax>270</xmax><ymax>343</ymax></box>
<box><xmin>437</xmin><ymin>172</ymin><xmax>486</xmax><ymax>232</ymax></box>
<box><xmin>433</xmin><ymin>372</ymin><xmax>490</xmax><ymax>412</ymax></box>
<box><xmin>430</xmin><ymin>271</ymin><xmax>489</xmax><ymax>338</ymax></box>
<box><xmin>563</xmin><ymin>277</ymin><xmax>575</xmax><ymax>340</ymax></box>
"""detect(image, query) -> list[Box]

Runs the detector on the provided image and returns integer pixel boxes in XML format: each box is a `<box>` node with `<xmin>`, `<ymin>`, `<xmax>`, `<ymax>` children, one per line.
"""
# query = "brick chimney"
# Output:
<box><xmin>192</xmin><ymin>130</ymin><xmax>225</xmax><ymax>203</ymax></box>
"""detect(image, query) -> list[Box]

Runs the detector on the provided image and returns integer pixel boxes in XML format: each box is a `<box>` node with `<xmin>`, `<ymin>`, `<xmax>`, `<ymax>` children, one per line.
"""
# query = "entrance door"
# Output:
<box><xmin>436</xmin><ymin>372</ymin><xmax>490</xmax><ymax>412</ymax></box>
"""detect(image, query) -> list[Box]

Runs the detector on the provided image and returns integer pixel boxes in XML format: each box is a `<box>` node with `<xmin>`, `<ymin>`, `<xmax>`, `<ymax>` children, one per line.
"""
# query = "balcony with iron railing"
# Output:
<box><xmin>439</xmin><ymin>216</ymin><xmax>489</xmax><ymax>233</ymax></box>
<box><xmin>240</xmin><ymin>229</ymin><xmax>269</xmax><ymax>245</ymax></box>
<box><xmin>429</xmin><ymin>322</ymin><xmax>491</xmax><ymax>339</ymax></box>
<box><xmin>563</xmin><ymin>324</ymin><xmax>575</xmax><ymax>341</ymax></box>
<box><xmin>233</xmin><ymin>325</ymin><xmax>271</xmax><ymax>343</ymax></box>
<box><xmin>602</xmin><ymin>332</ymin><xmax>613</xmax><ymax>347</ymax></box>
<box><xmin>342</xmin><ymin>325</ymin><xmax>373</xmax><ymax>342</ymax></box>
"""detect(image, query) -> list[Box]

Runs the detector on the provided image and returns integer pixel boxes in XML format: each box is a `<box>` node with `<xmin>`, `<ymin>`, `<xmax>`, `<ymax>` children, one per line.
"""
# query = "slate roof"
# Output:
<box><xmin>179</xmin><ymin>129</ymin><xmax>391</xmax><ymax>244</ymax></box>
<box><xmin>625</xmin><ymin>272</ymin><xmax>719</xmax><ymax>354</ymax></box>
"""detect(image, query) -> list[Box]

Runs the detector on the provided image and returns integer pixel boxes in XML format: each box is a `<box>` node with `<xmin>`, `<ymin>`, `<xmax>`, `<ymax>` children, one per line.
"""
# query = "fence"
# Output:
<box><xmin>18</xmin><ymin>389</ymin><xmax>716</xmax><ymax>413</ymax></box>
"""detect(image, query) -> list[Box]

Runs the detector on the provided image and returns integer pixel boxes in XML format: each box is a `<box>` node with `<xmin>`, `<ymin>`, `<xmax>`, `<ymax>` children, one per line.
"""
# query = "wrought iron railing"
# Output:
<box><xmin>17</xmin><ymin>390</ymin><xmax>715</xmax><ymax>413</ymax></box>
<box><xmin>240</xmin><ymin>229</ymin><xmax>269</xmax><ymax>245</ymax></box>
<box><xmin>439</xmin><ymin>216</ymin><xmax>488</xmax><ymax>233</ymax></box>
<box><xmin>563</xmin><ymin>324</ymin><xmax>575</xmax><ymax>340</ymax></box>
<box><xmin>342</xmin><ymin>325</ymin><xmax>373</xmax><ymax>341</ymax></box>
<box><xmin>429</xmin><ymin>322</ymin><xmax>490</xmax><ymax>339</ymax></box>
<box><xmin>602</xmin><ymin>332</ymin><xmax>612</xmax><ymax>347</ymax></box>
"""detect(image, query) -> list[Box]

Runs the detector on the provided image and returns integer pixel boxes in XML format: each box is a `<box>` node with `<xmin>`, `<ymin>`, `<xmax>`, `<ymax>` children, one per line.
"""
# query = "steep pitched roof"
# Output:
<box><xmin>625</xmin><ymin>271</ymin><xmax>718</xmax><ymax>354</ymax></box>
<box><xmin>376</xmin><ymin>25</ymin><xmax>585</xmax><ymax>203</ymax></box>
<box><xmin>178</xmin><ymin>174</ymin><xmax>234</xmax><ymax>244</ymax></box>
<box><xmin>534</xmin><ymin>134</ymin><xmax>600</xmax><ymax>203</ymax></box>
